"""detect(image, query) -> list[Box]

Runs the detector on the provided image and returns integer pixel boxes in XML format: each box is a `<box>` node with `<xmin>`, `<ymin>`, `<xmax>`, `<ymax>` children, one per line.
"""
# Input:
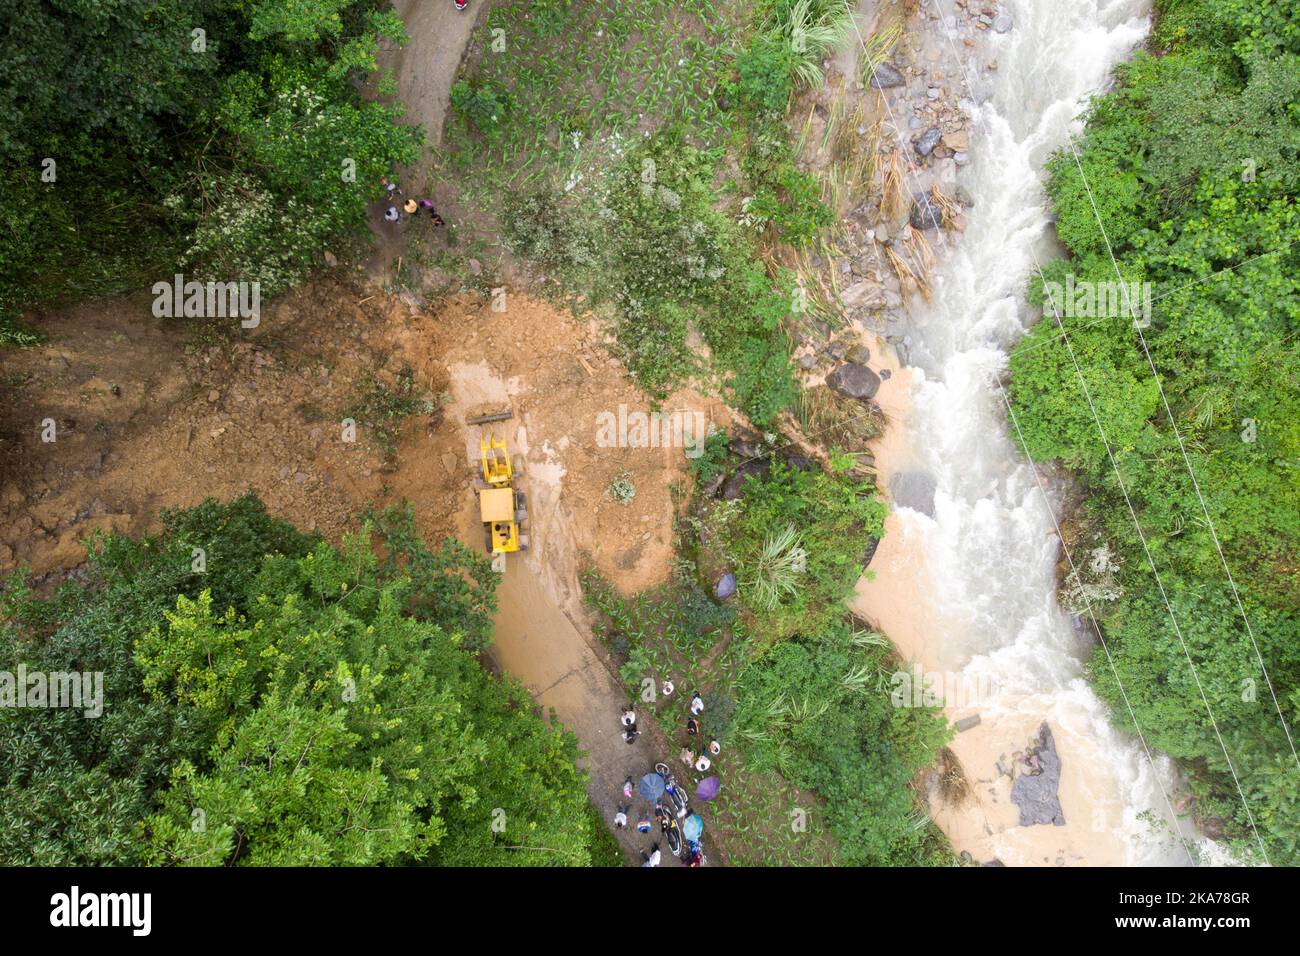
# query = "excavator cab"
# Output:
<box><xmin>480</xmin><ymin>433</ymin><xmax>513</xmax><ymax>487</ymax></box>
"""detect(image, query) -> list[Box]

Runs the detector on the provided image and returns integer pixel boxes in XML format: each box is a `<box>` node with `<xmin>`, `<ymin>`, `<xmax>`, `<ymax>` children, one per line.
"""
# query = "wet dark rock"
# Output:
<box><xmin>847</xmin><ymin>344</ymin><xmax>871</xmax><ymax>365</ymax></box>
<box><xmin>728</xmin><ymin>429</ymin><xmax>767</xmax><ymax>460</ymax></box>
<box><xmin>826</xmin><ymin>362</ymin><xmax>881</xmax><ymax>401</ymax></box>
<box><xmin>909</xmin><ymin>192</ymin><xmax>943</xmax><ymax>230</ymax></box>
<box><xmin>721</xmin><ymin>459</ymin><xmax>771</xmax><ymax>500</ymax></box>
<box><xmin>861</xmin><ymin>536</ymin><xmax>880</xmax><ymax>570</ymax></box>
<box><xmin>914</xmin><ymin>127</ymin><xmax>943</xmax><ymax>157</ymax></box>
<box><xmin>891</xmin><ymin>470</ymin><xmax>937</xmax><ymax>517</ymax></box>
<box><xmin>1011</xmin><ymin>723</ymin><xmax>1066</xmax><ymax>827</ymax></box>
<box><xmin>868</xmin><ymin>62</ymin><xmax>906</xmax><ymax>89</ymax></box>
<box><xmin>783</xmin><ymin>455</ymin><xmax>815</xmax><ymax>472</ymax></box>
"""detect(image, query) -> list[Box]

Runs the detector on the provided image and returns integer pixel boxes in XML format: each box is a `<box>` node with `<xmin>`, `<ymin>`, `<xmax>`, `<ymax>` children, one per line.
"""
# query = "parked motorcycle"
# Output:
<box><xmin>654</xmin><ymin>762</ymin><xmax>689</xmax><ymax>818</ymax></box>
<box><xmin>656</xmin><ymin>804</ymin><xmax>683</xmax><ymax>856</ymax></box>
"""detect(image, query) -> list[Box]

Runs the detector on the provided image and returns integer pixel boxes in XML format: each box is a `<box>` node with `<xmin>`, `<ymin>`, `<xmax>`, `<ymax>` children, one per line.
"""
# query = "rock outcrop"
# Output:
<box><xmin>1010</xmin><ymin>723</ymin><xmax>1066</xmax><ymax>827</ymax></box>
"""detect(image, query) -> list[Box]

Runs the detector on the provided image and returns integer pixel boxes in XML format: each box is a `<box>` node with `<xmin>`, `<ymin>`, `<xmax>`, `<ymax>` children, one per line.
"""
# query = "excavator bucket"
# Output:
<box><xmin>466</xmin><ymin>409</ymin><xmax>514</xmax><ymax>426</ymax></box>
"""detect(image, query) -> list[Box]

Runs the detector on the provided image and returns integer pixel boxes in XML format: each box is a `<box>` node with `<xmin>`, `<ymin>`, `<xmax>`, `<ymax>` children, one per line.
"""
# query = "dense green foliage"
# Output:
<box><xmin>503</xmin><ymin>133</ymin><xmax>799</xmax><ymax>423</ymax></box>
<box><xmin>732</xmin><ymin>621</ymin><xmax>951</xmax><ymax>865</ymax></box>
<box><xmin>0</xmin><ymin>496</ymin><xmax>596</xmax><ymax>866</ymax></box>
<box><xmin>0</xmin><ymin>0</ymin><xmax>419</xmax><ymax>321</ymax></box>
<box><xmin>715</xmin><ymin>460</ymin><xmax>887</xmax><ymax>641</ymax></box>
<box><xmin>1009</xmin><ymin>0</ymin><xmax>1300</xmax><ymax>862</ymax></box>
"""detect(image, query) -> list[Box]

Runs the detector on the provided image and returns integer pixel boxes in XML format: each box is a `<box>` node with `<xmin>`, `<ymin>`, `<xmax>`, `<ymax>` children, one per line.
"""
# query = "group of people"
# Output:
<box><xmin>380</xmin><ymin>176</ymin><xmax>445</xmax><ymax>227</ymax></box>
<box><xmin>680</xmin><ymin>693</ymin><xmax>718</xmax><ymax>772</ymax></box>
<box><xmin>610</xmin><ymin>689</ymin><xmax>717</xmax><ymax>867</ymax></box>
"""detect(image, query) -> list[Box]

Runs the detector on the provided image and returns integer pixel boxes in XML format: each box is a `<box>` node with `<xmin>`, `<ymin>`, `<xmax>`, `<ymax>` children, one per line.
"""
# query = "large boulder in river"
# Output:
<box><xmin>890</xmin><ymin>471</ymin><xmax>937</xmax><ymax>517</ymax></box>
<box><xmin>1011</xmin><ymin>723</ymin><xmax>1066</xmax><ymax>827</ymax></box>
<box><xmin>868</xmin><ymin>62</ymin><xmax>905</xmax><ymax>89</ymax></box>
<box><xmin>910</xmin><ymin>191</ymin><xmax>943</xmax><ymax>230</ymax></box>
<box><xmin>826</xmin><ymin>363</ymin><xmax>881</xmax><ymax>401</ymax></box>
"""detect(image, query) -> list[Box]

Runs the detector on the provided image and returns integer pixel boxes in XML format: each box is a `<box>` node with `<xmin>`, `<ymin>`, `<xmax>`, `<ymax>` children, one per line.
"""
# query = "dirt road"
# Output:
<box><xmin>381</xmin><ymin>0</ymin><xmax>483</xmax><ymax>152</ymax></box>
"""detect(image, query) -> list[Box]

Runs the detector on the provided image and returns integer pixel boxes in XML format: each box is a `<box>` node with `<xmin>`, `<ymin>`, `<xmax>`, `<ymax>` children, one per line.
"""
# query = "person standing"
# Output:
<box><xmin>418</xmin><ymin>198</ymin><xmax>445</xmax><ymax>226</ymax></box>
<box><xmin>690</xmin><ymin>693</ymin><xmax>705</xmax><ymax>716</ymax></box>
<box><xmin>613</xmin><ymin>806</ymin><xmax>629</xmax><ymax>829</ymax></box>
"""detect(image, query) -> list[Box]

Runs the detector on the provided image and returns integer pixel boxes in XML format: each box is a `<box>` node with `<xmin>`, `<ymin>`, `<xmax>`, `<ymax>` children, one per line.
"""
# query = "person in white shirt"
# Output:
<box><xmin>689</xmin><ymin>694</ymin><xmax>704</xmax><ymax>716</ymax></box>
<box><xmin>640</xmin><ymin>843</ymin><xmax>661</xmax><ymax>867</ymax></box>
<box><xmin>613</xmin><ymin>806</ymin><xmax>629</xmax><ymax>829</ymax></box>
<box><xmin>694</xmin><ymin>755</ymin><xmax>711</xmax><ymax>773</ymax></box>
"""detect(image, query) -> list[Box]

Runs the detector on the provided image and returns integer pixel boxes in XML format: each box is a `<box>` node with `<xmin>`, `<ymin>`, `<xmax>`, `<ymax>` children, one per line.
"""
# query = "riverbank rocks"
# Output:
<box><xmin>993</xmin><ymin>14</ymin><xmax>1013</xmax><ymax>33</ymax></box>
<box><xmin>826</xmin><ymin>362</ymin><xmax>881</xmax><ymax>401</ymax></box>
<box><xmin>840</xmin><ymin>279</ymin><xmax>886</xmax><ymax>313</ymax></box>
<box><xmin>910</xmin><ymin>192</ymin><xmax>943</xmax><ymax>230</ymax></box>
<box><xmin>890</xmin><ymin>470</ymin><xmax>937</xmax><ymax>517</ymax></box>
<box><xmin>914</xmin><ymin>127</ymin><xmax>943</xmax><ymax>157</ymax></box>
<box><xmin>1011</xmin><ymin>723</ymin><xmax>1066</xmax><ymax>827</ymax></box>
<box><xmin>942</xmin><ymin>129</ymin><xmax>969</xmax><ymax>152</ymax></box>
<box><xmin>868</xmin><ymin>62</ymin><xmax>905</xmax><ymax>89</ymax></box>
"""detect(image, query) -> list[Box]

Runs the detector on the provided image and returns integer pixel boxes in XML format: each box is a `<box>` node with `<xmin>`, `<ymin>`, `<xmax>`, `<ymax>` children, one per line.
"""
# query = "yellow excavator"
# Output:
<box><xmin>468</xmin><ymin>409</ymin><xmax>528</xmax><ymax>555</ymax></box>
